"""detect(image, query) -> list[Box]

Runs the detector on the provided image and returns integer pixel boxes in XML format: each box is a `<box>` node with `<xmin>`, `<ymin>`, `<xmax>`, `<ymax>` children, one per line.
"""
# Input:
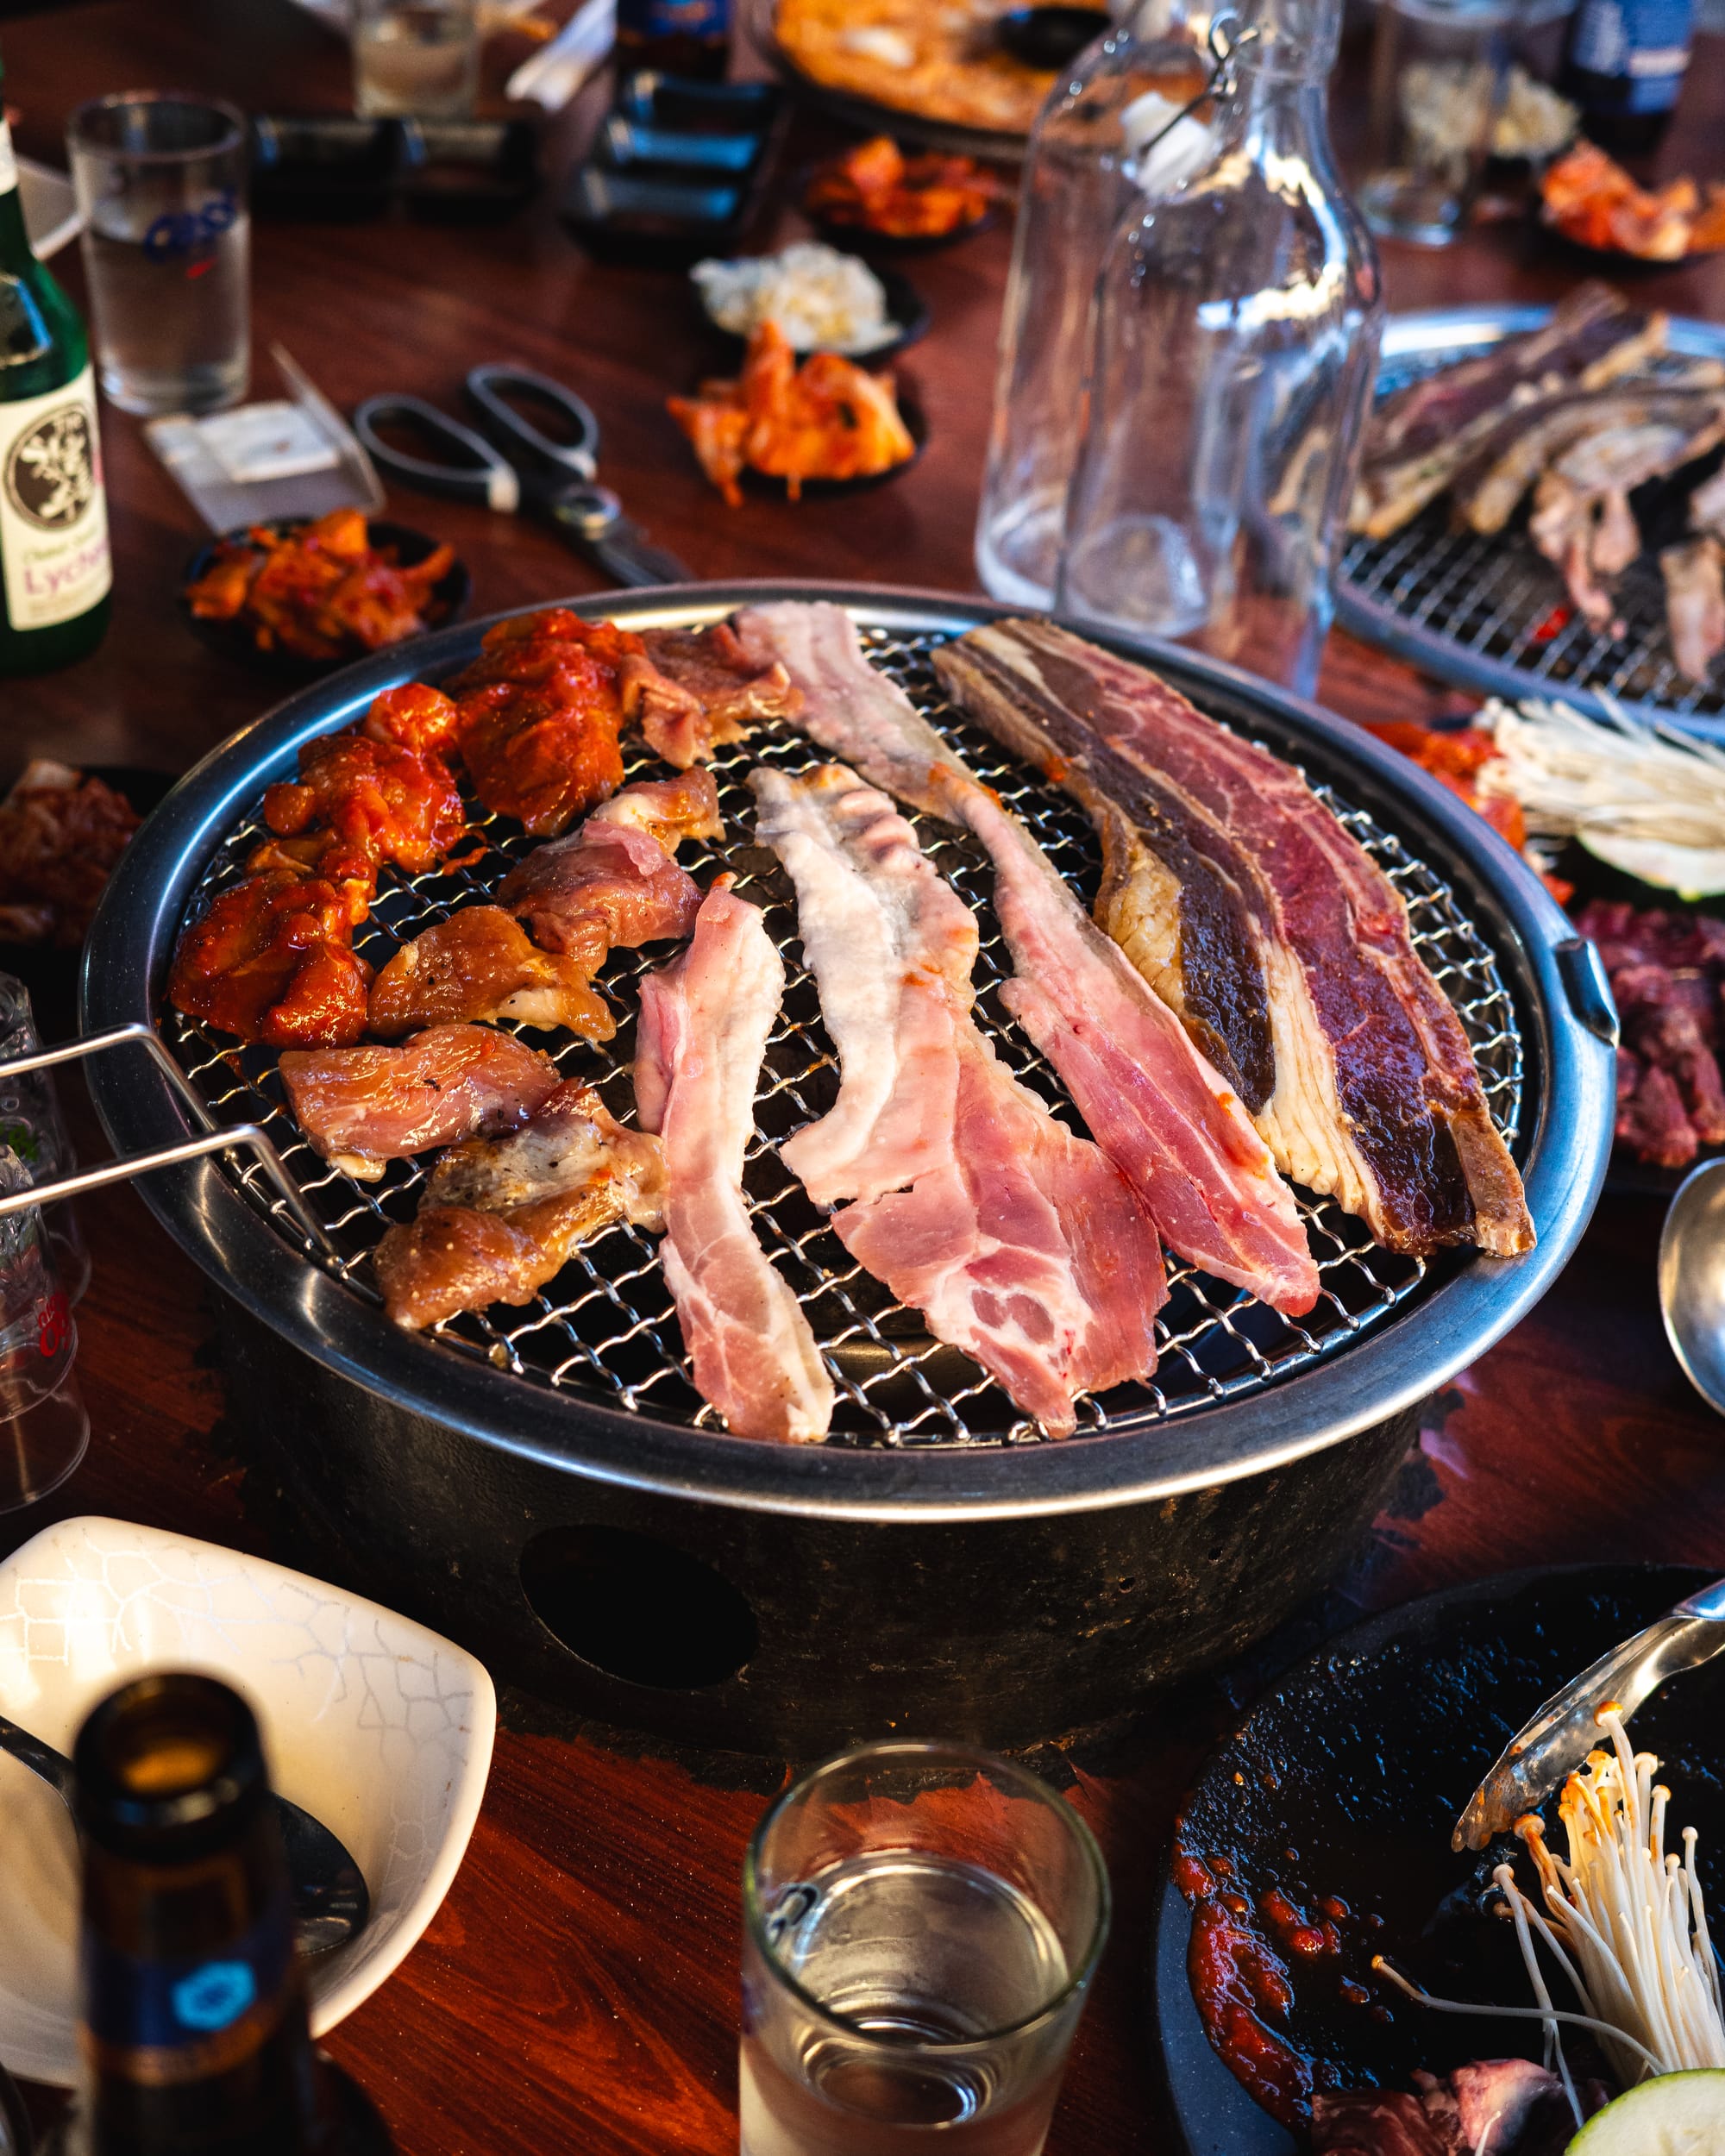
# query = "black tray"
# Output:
<box><xmin>1151</xmin><ymin>1563</ymin><xmax>1721</xmax><ymax>2152</ymax></box>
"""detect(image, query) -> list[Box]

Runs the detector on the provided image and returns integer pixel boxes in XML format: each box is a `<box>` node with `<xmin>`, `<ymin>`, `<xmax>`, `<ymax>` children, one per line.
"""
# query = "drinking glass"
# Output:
<box><xmin>352</xmin><ymin>0</ymin><xmax>481</xmax><ymax>119</ymax></box>
<box><xmin>0</xmin><ymin>974</ymin><xmax>89</xmax><ymax>1305</ymax></box>
<box><xmin>1360</xmin><ymin>0</ymin><xmax>1515</xmax><ymax>245</ymax></box>
<box><xmin>0</xmin><ymin>1147</ymin><xmax>86</xmax><ymax>1513</ymax></box>
<box><xmin>740</xmin><ymin>1741</ymin><xmax>1110</xmax><ymax>2156</ymax></box>
<box><xmin>66</xmin><ymin>92</ymin><xmax>250</xmax><ymax>416</ymax></box>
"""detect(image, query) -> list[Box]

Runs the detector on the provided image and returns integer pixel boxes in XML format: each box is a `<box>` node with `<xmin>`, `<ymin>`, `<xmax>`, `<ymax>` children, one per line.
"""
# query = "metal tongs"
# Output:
<box><xmin>1453</xmin><ymin>1575</ymin><xmax>1725</xmax><ymax>1851</ymax></box>
<box><xmin>0</xmin><ymin>1025</ymin><xmax>336</xmax><ymax>1261</ymax></box>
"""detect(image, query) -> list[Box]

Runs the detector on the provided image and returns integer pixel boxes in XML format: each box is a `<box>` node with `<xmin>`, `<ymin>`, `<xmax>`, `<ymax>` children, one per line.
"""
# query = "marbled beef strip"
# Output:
<box><xmin>933</xmin><ymin>618</ymin><xmax>1534</xmax><ymax>1259</ymax></box>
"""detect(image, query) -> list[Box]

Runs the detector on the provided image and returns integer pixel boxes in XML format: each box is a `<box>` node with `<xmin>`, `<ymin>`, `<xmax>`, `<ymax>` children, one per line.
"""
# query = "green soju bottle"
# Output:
<box><xmin>0</xmin><ymin>52</ymin><xmax>111</xmax><ymax>677</ymax></box>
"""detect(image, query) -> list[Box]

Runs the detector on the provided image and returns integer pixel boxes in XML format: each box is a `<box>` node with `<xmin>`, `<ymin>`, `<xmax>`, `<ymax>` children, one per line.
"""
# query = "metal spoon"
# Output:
<box><xmin>0</xmin><ymin>1710</ymin><xmax>369</xmax><ymax>1955</ymax></box>
<box><xmin>1452</xmin><ymin>1576</ymin><xmax>1725</xmax><ymax>1851</ymax></box>
<box><xmin>1659</xmin><ymin>1156</ymin><xmax>1725</xmax><ymax>1414</ymax></box>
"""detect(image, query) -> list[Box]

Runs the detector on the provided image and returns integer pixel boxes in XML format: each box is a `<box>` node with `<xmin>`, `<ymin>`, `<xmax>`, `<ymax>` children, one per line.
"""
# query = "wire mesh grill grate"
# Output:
<box><xmin>1340</xmin><ymin>342</ymin><xmax>1725</xmax><ymax>724</ymax></box>
<box><xmin>164</xmin><ymin>621</ymin><xmax>1527</xmax><ymax>1447</ymax></box>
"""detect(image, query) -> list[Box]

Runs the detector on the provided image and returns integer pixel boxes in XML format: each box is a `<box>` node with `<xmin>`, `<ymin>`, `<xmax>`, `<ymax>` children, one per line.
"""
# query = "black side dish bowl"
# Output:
<box><xmin>177</xmin><ymin>517</ymin><xmax>472</xmax><ymax>683</ymax></box>
<box><xmin>1152</xmin><ymin>1564</ymin><xmax>1724</xmax><ymax>2154</ymax></box>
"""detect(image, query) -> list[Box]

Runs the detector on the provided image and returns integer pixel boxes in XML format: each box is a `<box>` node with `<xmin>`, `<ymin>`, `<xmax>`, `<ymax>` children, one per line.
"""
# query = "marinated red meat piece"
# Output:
<box><xmin>168</xmin><ymin>870</ymin><xmax>372</xmax><ymax>1048</ymax></box>
<box><xmin>1312</xmin><ymin>2088</ymin><xmax>1449</xmax><ymax>2154</ymax></box>
<box><xmin>362</xmin><ymin>681</ymin><xmax>462</xmax><ymax>760</ymax></box>
<box><xmin>1575</xmin><ymin>896</ymin><xmax>1725</xmax><ymax>1163</ymax></box>
<box><xmin>259</xmin><ymin>732</ymin><xmax>465</xmax><ymax>915</ymax></box>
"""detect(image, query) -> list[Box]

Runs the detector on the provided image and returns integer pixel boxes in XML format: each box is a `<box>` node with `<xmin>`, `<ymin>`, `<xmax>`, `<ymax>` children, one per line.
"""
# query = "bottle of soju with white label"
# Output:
<box><xmin>0</xmin><ymin>53</ymin><xmax>111</xmax><ymax>677</ymax></box>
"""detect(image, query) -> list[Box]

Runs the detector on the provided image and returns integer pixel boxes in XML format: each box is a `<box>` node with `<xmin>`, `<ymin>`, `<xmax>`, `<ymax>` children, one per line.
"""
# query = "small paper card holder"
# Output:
<box><xmin>144</xmin><ymin>342</ymin><xmax>386</xmax><ymax>533</ymax></box>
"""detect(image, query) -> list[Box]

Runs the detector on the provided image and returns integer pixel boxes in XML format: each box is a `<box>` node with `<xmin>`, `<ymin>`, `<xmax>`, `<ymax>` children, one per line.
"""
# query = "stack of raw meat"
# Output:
<box><xmin>1578</xmin><ymin>898</ymin><xmax>1725</xmax><ymax>1167</ymax></box>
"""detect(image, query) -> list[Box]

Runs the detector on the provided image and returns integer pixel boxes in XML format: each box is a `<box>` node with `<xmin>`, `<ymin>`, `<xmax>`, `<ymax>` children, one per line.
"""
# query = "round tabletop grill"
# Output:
<box><xmin>82</xmin><ymin>584</ymin><xmax>1615</xmax><ymax>1751</ymax></box>
<box><xmin>1337</xmin><ymin>306</ymin><xmax>1725</xmax><ymax>735</ymax></box>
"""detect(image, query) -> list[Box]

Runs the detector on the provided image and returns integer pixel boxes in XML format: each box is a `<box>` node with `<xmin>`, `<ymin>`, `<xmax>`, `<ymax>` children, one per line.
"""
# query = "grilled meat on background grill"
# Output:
<box><xmin>752</xmin><ymin>762</ymin><xmax>1167</xmax><ymax>1436</ymax></box>
<box><xmin>168</xmin><ymin>869</ymin><xmax>373</xmax><ymax>1049</ymax></box>
<box><xmin>633</xmin><ymin>622</ymin><xmax>800</xmax><ymax>768</ymax></box>
<box><xmin>733</xmin><ymin>601</ymin><xmax>1321</xmax><ymax>1314</ymax></box>
<box><xmin>1527</xmin><ymin>412</ymin><xmax>1725</xmax><ymax>631</ymax></box>
<box><xmin>369</xmin><ymin>772</ymin><xmax>722</xmax><ymax>1039</ymax></box>
<box><xmin>1450</xmin><ymin>381</ymin><xmax>1725</xmax><ymax>538</ymax></box>
<box><xmin>373</xmin><ymin>1080</ymin><xmax>666</xmax><ymax>1330</ymax></box>
<box><xmin>279</xmin><ymin>1022</ymin><xmax>560</xmax><ymax>1180</ymax></box>
<box><xmin>635</xmin><ymin>877</ymin><xmax>836</xmax><ymax>1443</ymax></box>
<box><xmin>1662</xmin><ymin>536</ymin><xmax>1725</xmax><ymax>682</ymax></box>
<box><xmin>933</xmin><ymin>618</ymin><xmax>1535</xmax><ymax>1260</ymax></box>
<box><xmin>1350</xmin><ymin>282</ymin><xmax>1668</xmax><ymax>539</ymax></box>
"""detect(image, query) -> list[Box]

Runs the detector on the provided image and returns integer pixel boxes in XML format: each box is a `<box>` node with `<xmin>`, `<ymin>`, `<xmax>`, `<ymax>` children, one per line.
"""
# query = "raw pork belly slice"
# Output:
<box><xmin>933</xmin><ymin>617</ymin><xmax>1534</xmax><ymax>1257</ymax></box>
<box><xmin>752</xmin><ymin>764</ymin><xmax>1165</xmax><ymax>1435</ymax></box>
<box><xmin>279</xmin><ymin>1023</ymin><xmax>559</xmax><ymax>1179</ymax></box>
<box><xmin>635</xmin><ymin>878</ymin><xmax>834</xmax><ymax>1442</ymax></box>
<box><xmin>373</xmin><ymin>1080</ymin><xmax>666</xmax><ymax>1329</ymax></box>
<box><xmin>734</xmin><ymin>601</ymin><xmax>1317</xmax><ymax>1313</ymax></box>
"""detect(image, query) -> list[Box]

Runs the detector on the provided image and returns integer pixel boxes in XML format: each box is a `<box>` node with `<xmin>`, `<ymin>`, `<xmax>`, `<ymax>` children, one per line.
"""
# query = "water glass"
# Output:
<box><xmin>0</xmin><ymin>1148</ymin><xmax>87</xmax><ymax>1514</ymax></box>
<box><xmin>0</xmin><ymin>974</ymin><xmax>89</xmax><ymax>1305</ymax></box>
<box><xmin>740</xmin><ymin>1741</ymin><xmax>1110</xmax><ymax>2156</ymax></box>
<box><xmin>352</xmin><ymin>0</ymin><xmax>481</xmax><ymax>119</ymax></box>
<box><xmin>66</xmin><ymin>92</ymin><xmax>250</xmax><ymax>416</ymax></box>
<box><xmin>1360</xmin><ymin>0</ymin><xmax>1515</xmax><ymax>245</ymax></box>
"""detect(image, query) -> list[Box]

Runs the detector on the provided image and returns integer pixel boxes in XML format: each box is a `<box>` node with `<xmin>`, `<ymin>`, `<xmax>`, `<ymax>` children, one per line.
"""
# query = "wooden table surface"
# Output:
<box><xmin>2</xmin><ymin>4</ymin><xmax>1723</xmax><ymax>2150</ymax></box>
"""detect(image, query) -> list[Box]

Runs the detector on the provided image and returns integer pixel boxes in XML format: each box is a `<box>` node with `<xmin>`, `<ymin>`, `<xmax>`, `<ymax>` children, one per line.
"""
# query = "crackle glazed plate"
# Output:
<box><xmin>0</xmin><ymin>1515</ymin><xmax>496</xmax><ymax>2085</ymax></box>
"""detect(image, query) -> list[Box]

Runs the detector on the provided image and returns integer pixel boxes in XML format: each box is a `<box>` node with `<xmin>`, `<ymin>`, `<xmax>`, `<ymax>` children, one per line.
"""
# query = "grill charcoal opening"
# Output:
<box><xmin>165</xmin><ymin>622</ymin><xmax>1526</xmax><ymax>1449</ymax></box>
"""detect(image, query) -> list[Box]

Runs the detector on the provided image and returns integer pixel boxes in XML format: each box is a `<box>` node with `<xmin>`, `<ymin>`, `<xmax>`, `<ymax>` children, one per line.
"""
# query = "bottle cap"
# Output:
<box><xmin>74</xmin><ymin>1672</ymin><xmax>269</xmax><ymax>1855</ymax></box>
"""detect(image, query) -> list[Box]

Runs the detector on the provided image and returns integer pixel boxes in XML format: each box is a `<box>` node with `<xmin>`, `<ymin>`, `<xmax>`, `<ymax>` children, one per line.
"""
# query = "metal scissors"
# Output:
<box><xmin>352</xmin><ymin>362</ymin><xmax>691</xmax><ymax>590</ymax></box>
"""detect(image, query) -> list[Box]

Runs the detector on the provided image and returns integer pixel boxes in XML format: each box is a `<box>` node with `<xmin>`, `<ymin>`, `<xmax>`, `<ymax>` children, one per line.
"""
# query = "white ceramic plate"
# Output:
<box><xmin>0</xmin><ymin>1515</ymin><xmax>496</xmax><ymax>2086</ymax></box>
<box><xmin>18</xmin><ymin>160</ymin><xmax>81</xmax><ymax>262</ymax></box>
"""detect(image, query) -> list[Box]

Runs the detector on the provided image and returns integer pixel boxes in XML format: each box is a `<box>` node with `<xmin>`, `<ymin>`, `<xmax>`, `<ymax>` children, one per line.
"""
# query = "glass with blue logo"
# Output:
<box><xmin>66</xmin><ymin>92</ymin><xmax>249</xmax><ymax>416</ymax></box>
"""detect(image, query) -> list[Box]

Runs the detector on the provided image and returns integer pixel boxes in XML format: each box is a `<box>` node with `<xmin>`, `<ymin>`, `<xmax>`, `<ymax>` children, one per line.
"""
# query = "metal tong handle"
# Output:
<box><xmin>1452</xmin><ymin>1577</ymin><xmax>1725</xmax><ymax>1851</ymax></box>
<box><xmin>0</xmin><ymin>1025</ymin><xmax>337</xmax><ymax>1263</ymax></box>
<box><xmin>463</xmin><ymin>362</ymin><xmax>600</xmax><ymax>487</ymax></box>
<box><xmin>545</xmin><ymin>486</ymin><xmax>693</xmax><ymax>589</ymax></box>
<box><xmin>350</xmin><ymin>392</ymin><xmax>524</xmax><ymax>512</ymax></box>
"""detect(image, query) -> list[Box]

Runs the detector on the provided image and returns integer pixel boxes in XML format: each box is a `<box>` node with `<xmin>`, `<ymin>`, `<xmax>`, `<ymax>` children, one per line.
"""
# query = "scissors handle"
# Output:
<box><xmin>464</xmin><ymin>364</ymin><xmax>599</xmax><ymax>490</ymax></box>
<box><xmin>350</xmin><ymin>394</ymin><xmax>521</xmax><ymax>512</ymax></box>
<box><xmin>546</xmin><ymin>486</ymin><xmax>692</xmax><ymax>589</ymax></box>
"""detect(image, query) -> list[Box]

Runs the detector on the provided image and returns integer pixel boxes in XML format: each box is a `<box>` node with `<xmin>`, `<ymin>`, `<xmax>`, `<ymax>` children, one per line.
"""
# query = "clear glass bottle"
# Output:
<box><xmin>974</xmin><ymin>0</ymin><xmax>1213</xmax><ymax>610</ymax></box>
<box><xmin>1057</xmin><ymin>0</ymin><xmax>1383</xmax><ymax>698</ymax></box>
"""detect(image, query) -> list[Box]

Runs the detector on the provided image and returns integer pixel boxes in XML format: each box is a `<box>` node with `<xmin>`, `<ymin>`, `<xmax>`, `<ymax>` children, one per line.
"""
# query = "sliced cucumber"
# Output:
<box><xmin>1569</xmin><ymin>2071</ymin><xmax>1725</xmax><ymax>2153</ymax></box>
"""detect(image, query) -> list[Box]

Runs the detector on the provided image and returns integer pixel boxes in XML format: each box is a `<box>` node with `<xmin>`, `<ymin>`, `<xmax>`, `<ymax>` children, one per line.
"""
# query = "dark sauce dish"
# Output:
<box><xmin>178</xmin><ymin>517</ymin><xmax>471</xmax><ymax>683</ymax></box>
<box><xmin>1152</xmin><ymin>1564</ymin><xmax>1723</xmax><ymax>2153</ymax></box>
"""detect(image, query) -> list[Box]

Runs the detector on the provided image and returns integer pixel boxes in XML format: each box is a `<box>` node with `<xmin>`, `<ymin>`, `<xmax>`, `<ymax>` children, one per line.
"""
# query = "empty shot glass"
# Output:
<box><xmin>0</xmin><ymin>973</ymin><xmax>89</xmax><ymax>1303</ymax></box>
<box><xmin>1360</xmin><ymin>0</ymin><xmax>1515</xmax><ymax>245</ymax></box>
<box><xmin>66</xmin><ymin>91</ymin><xmax>250</xmax><ymax>415</ymax></box>
<box><xmin>0</xmin><ymin>1146</ymin><xmax>86</xmax><ymax>1512</ymax></box>
<box><xmin>741</xmin><ymin>1741</ymin><xmax>1110</xmax><ymax>2156</ymax></box>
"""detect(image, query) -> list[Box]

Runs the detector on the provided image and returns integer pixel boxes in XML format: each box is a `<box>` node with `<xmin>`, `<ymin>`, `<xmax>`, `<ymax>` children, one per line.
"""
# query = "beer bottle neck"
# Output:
<box><xmin>78</xmin><ymin>1808</ymin><xmax>327</xmax><ymax>2156</ymax></box>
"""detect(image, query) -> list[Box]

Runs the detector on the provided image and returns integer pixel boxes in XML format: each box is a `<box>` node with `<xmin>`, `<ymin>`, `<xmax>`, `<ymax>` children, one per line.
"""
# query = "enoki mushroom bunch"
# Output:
<box><xmin>1377</xmin><ymin>1708</ymin><xmax>1725</xmax><ymax>2118</ymax></box>
<box><xmin>1497</xmin><ymin>1709</ymin><xmax>1725</xmax><ymax>2088</ymax></box>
